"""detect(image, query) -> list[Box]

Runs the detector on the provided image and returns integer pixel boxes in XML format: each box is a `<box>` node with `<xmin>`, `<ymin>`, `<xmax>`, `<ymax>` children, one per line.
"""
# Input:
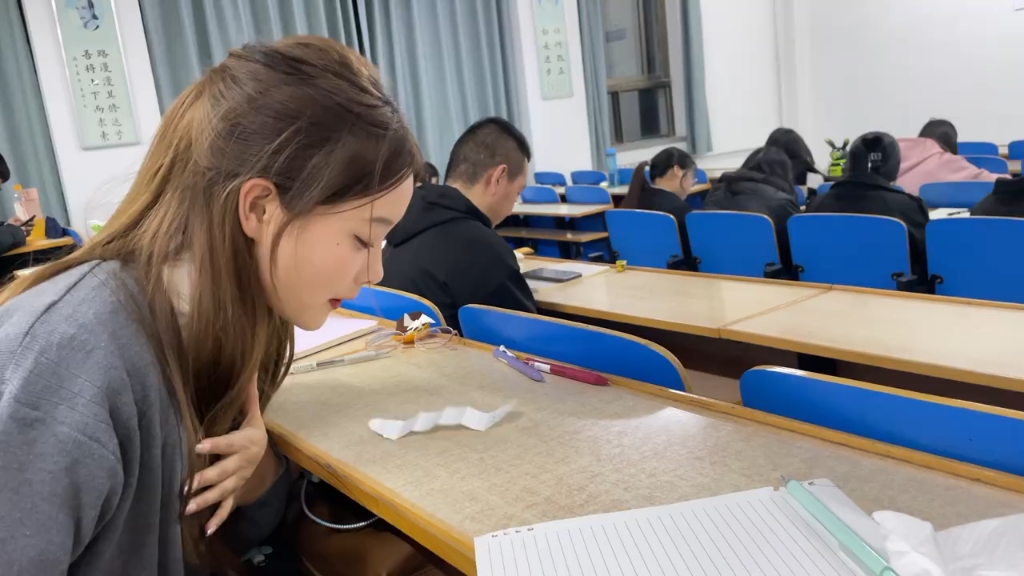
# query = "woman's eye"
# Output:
<box><xmin>354</xmin><ymin>236</ymin><xmax>372</xmax><ymax>249</ymax></box>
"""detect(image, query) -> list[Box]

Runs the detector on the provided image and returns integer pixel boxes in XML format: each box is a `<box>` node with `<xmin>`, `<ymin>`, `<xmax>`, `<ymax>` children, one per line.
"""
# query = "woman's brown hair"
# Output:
<box><xmin>0</xmin><ymin>36</ymin><xmax>421</xmax><ymax>567</ymax></box>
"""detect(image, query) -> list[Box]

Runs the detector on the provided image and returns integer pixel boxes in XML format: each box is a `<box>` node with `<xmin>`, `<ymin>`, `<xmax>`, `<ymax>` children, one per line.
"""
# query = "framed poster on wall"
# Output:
<box><xmin>52</xmin><ymin>0</ymin><xmax>139</xmax><ymax>149</ymax></box>
<box><xmin>532</xmin><ymin>0</ymin><xmax>574</xmax><ymax>100</ymax></box>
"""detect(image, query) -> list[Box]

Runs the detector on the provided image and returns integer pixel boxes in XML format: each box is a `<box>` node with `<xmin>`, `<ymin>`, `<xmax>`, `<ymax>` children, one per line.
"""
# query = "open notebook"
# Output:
<box><xmin>476</xmin><ymin>479</ymin><xmax>891</xmax><ymax>576</ymax></box>
<box><xmin>293</xmin><ymin>315</ymin><xmax>380</xmax><ymax>359</ymax></box>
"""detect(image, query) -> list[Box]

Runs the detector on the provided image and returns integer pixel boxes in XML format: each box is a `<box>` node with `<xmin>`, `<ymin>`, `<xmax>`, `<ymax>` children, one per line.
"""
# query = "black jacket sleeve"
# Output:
<box><xmin>767</xmin><ymin>199</ymin><xmax>801</xmax><ymax>269</ymax></box>
<box><xmin>0</xmin><ymin>223</ymin><xmax>27</xmax><ymax>255</ymax></box>
<box><xmin>901</xmin><ymin>196</ymin><xmax>931</xmax><ymax>278</ymax></box>
<box><xmin>667</xmin><ymin>204</ymin><xmax>693</xmax><ymax>260</ymax></box>
<box><xmin>481</xmin><ymin>268</ymin><xmax>537</xmax><ymax>317</ymax></box>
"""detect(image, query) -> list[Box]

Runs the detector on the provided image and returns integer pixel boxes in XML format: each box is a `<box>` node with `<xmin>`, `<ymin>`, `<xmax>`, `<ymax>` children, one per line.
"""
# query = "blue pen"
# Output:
<box><xmin>493</xmin><ymin>346</ymin><xmax>545</xmax><ymax>382</ymax></box>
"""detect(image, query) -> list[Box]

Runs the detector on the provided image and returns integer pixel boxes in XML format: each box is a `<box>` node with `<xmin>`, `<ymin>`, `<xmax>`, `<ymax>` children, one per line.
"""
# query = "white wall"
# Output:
<box><xmin>782</xmin><ymin>0</ymin><xmax>1024</xmax><ymax>161</ymax></box>
<box><xmin>23</xmin><ymin>0</ymin><xmax>160</xmax><ymax>232</ymax></box>
<box><xmin>515</xmin><ymin>0</ymin><xmax>593</xmax><ymax>175</ymax></box>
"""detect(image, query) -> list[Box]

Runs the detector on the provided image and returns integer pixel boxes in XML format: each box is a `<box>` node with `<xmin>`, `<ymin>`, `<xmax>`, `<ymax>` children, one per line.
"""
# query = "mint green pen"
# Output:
<box><xmin>783</xmin><ymin>477</ymin><xmax>899</xmax><ymax>576</ymax></box>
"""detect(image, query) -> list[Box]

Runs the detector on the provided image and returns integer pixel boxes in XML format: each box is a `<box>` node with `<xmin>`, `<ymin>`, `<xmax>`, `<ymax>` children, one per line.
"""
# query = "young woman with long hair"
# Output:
<box><xmin>0</xmin><ymin>36</ymin><xmax>420</xmax><ymax>574</ymax></box>
<box><xmin>620</xmin><ymin>147</ymin><xmax>698</xmax><ymax>260</ymax></box>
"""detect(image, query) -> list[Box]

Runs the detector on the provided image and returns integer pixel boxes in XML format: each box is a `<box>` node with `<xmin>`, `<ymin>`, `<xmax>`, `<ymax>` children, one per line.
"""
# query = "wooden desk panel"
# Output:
<box><xmin>1</xmin><ymin>236</ymin><xmax>74</xmax><ymax>257</ymax></box>
<box><xmin>496</xmin><ymin>227</ymin><xmax>608</xmax><ymax>243</ymax></box>
<box><xmin>511</xmin><ymin>203</ymin><xmax>610</xmax><ymax>218</ymax></box>
<box><xmin>267</xmin><ymin>345</ymin><xmax>1024</xmax><ymax>574</ymax></box>
<box><xmin>551</xmin><ymin>183</ymin><xmax>712</xmax><ymax>197</ymax></box>
<box><xmin>533</xmin><ymin>267</ymin><xmax>827</xmax><ymax>336</ymax></box>
<box><xmin>1010</xmin><ymin>159</ymin><xmax>1021</xmax><ymax>175</ymax></box>
<box><xmin>722</xmin><ymin>289</ymin><xmax>1024</xmax><ymax>392</ymax></box>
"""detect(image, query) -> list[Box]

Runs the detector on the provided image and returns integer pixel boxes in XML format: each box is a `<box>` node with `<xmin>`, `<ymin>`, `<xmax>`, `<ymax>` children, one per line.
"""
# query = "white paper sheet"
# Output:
<box><xmin>476</xmin><ymin>482</ymin><xmax>862</xmax><ymax>576</ymax></box>
<box><xmin>294</xmin><ymin>316</ymin><xmax>379</xmax><ymax>359</ymax></box>
<box><xmin>368</xmin><ymin>404</ymin><xmax>515</xmax><ymax>441</ymax></box>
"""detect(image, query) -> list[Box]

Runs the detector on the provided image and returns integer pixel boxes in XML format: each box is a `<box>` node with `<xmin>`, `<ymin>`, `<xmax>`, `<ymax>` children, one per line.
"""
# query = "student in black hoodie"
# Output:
<box><xmin>0</xmin><ymin>152</ymin><xmax>30</xmax><ymax>256</ymax></box>
<box><xmin>704</xmin><ymin>146</ymin><xmax>801</xmax><ymax>267</ymax></box>
<box><xmin>765</xmin><ymin>127</ymin><xmax>820</xmax><ymax>186</ymax></box>
<box><xmin>380</xmin><ymin>117</ymin><xmax>535</xmax><ymax>330</ymax></box>
<box><xmin>972</xmin><ymin>176</ymin><xmax>1024</xmax><ymax>218</ymax></box>
<box><xmin>620</xmin><ymin>147</ymin><xmax>697</xmax><ymax>261</ymax></box>
<box><xmin>807</xmin><ymin>131</ymin><xmax>930</xmax><ymax>277</ymax></box>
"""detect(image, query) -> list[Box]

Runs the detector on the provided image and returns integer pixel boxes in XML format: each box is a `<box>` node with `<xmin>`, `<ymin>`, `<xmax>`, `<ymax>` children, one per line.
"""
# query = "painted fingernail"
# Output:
<box><xmin>185</xmin><ymin>503</ymin><xmax>197</xmax><ymax>515</ymax></box>
<box><xmin>195</xmin><ymin>443</ymin><xmax>208</xmax><ymax>454</ymax></box>
<box><xmin>206</xmin><ymin>524</ymin><xmax>217</xmax><ymax>537</ymax></box>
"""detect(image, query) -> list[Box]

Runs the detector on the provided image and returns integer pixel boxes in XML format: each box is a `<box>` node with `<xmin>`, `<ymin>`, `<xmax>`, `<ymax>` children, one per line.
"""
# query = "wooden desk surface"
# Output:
<box><xmin>722</xmin><ymin>289</ymin><xmax>1024</xmax><ymax>393</ymax></box>
<box><xmin>511</xmin><ymin>203</ymin><xmax>611</xmax><ymax>217</ymax></box>
<box><xmin>496</xmin><ymin>227</ymin><xmax>608</xmax><ymax>243</ymax></box>
<box><xmin>532</xmin><ymin>265</ymin><xmax>827</xmax><ymax>337</ymax></box>
<box><xmin>551</xmin><ymin>183</ymin><xmax>712</xmax><ymax>197</ymax></box>
<box><xmin>1009</xmin><ymin>159</ymin><xmax>1021</xmax><ymax>175</ymax></box>
<box><xmin>1</xmin><ymin>236</ymin><xmax>74</xmax><ymax>257</ymax></box>
<box><xmin>999</xmin><ymin>144</ymin><xmax>1009</xmax><ymax>158</ymax></box>
<box><xmin>266</xmin><ymin>343</ymin><xmax>1024</xmax><ymax>575</ymax></box>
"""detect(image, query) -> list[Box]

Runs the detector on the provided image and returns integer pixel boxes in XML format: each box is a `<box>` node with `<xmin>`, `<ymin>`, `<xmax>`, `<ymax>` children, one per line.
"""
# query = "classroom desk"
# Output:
<box><xmin>496</xmin><ymin>227</ymin><xmax>608</xmax><ymax>243</ymax></box>
<box><xmin>531</xmin><ymin>264</ymin><xmax>827</xmax><ymax>337</ymax></box>
<box><xmin>266</xmin><ymin>340</ymin><xmax>1024</xmax><ymax>575</ymax></box>
<box><xmin>1009</xmin><ymin>159</ymin><xmax>1021</xmax><ymax>175</ymax></box>
<box><xmin>722</xmin><ymin>288</ymin><xmax>1024</xmax><ymax>394</ymax></box>
<box><xmin>510</xmin><ymin>203</ymin><xmax>611</xmax><ymax>217</ymax></box>
<box><xmin>551</xmin><ymin>183</ymin><xmax>712</xmax><ymax>197</ymax></box>
<box><xmin>1</xmin><ymin>236</ymin><xmax>74</xmax><ymax>257</ymax></box>
<box><xmin>999</xmin><ymin>144</ymin><xmax>1008</xmax><ymax>158</ymax></box>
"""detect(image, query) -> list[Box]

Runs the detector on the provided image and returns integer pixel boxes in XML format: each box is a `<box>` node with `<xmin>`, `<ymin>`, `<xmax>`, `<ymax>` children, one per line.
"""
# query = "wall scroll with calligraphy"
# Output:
<box><xmin>52</xmin><ymin>0</ymin><xmax>139</xmax><ymax>149</ymax></box>
<box><xmin>532</xmin><ymin>0</ymin><xmax>574</xmax><ymax>100</ymax></box>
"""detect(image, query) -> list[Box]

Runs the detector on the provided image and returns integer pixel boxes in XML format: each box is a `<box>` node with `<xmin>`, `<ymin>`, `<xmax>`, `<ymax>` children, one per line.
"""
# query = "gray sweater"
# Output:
<box><xmin>0</xmin><ymin>261</ymin><xmax>288</xmax><ymax>575</ymax></box>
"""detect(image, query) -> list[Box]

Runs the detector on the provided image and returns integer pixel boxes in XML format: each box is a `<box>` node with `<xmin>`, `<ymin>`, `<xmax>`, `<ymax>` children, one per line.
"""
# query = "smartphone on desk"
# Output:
<box><xmin>522</xmin><ymin>268</ymin><xmax>583</xmax><ymax>283</ymax></box>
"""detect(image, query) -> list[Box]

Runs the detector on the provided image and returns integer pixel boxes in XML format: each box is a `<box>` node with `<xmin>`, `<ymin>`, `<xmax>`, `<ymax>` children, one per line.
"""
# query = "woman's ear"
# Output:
<box><xmin>238</xmin><ymin>178</ymin><xmax>281</xmax><ymax>241</ymax></box>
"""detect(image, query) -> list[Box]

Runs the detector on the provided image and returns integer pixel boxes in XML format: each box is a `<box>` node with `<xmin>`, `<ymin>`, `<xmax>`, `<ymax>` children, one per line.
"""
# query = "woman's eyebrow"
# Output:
<box><xmin>371</xmin><ymin>216</ymin><xmax>395</xmax><ymax>226</ymax></box>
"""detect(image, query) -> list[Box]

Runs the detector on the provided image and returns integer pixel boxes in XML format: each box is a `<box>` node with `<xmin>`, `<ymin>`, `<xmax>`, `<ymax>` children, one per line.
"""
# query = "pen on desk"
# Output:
<box><xmin>289</xmin><ymin>350</ymin><xmax>389</xmax><ymax>374</ymax></box>
<box><xmin>521</xmin><ymin>357</ymin><xmax>610</xmax><ymax>386</ymax></box>
<box><xmin>493</xmin><ymin>346</ymin><xmax>545</xmax><ymax>382</ymax></box>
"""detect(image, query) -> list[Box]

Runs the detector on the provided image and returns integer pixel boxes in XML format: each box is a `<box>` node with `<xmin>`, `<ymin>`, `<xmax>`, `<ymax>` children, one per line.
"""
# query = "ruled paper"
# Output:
<box><xmin>475</xmin><ymin>484</ymin><xmax>862</xmax><ymax>576</ymax></box>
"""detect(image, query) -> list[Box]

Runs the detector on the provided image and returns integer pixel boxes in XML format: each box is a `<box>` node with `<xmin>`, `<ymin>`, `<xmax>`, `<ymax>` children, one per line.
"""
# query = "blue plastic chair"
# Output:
<box><xmin>788</xmin><ymin>214</ymin><xmax>913</xmax><ymax>289</ymax></box>
<box><xmin>519</xmin><ymin>186</ymin><xmax>562</xmax><ymax>258</ymax></box>
<box><xmin>686</xmin><ymin>212</ymin><xmax>781</xmax><ymax>278</ymax></box>
<box><xmin>534</xmin><ymin>171</ymin><xmax>567</xmax><ymax>187</ymax></box>
<box><xmin>695</xmin><ymin>168</ymin><xmax>708</xmax><ymax>184</ymax></box>
<box><xmin>1008</xmin><ymin>140</ymin><xmax>1024</xmax><ymax>161</ymax></box>
<box><xmin>459</xmin><ymin>305</ymin><xmax>688</xmax><ymax>391</ymax></box>
<box><xmin>815</xmin><ymin>182</ymin><xmax>834</xmax><ymax>196</ymax></box>
<box><xmin>570</xmin><ymin>170</ymin><xmax>608</xmax><ymax>186</ymax></box>
<box><xmin>564</xmin><ymin>186</ymin><xmax>612</xmax><ymax>260</ymax></box>
<box><xmin>964</xmin><ymin>155</ymin><xmax>1009</xmax><ymax>174</ymax></box>
<box><xmin>341</xmin><ymin>285</ymin><xmax>445</xmax><ymax>325</ymax></box>
<box><xmin>605</xmin><ymin>209</ymin><xmax>684</xmax><ymax>269</ymax></box>
<box><xmin>926</xmin><ymin>217</ymin><xmax>1024</xmax><ymax>304</ymax></box>
<box><xmin>616</xmin><ymin>167</ymin><xmax>635</xmax><ymax>186</ymax></box>
<box><xmin>957</xmin><ymin>141</ymin><xmax>999</xmax><ymax>156</ymax></box>
<box><xmin>740</xmin><ymin>367</ymin><xmax>1024</xmax><ymax>476</ymax></box>
<box><xmin>793</xmin><ymin>185</ymin><xmax>806</xmax><ymax>206</ymax></box>
<box><xmin>564</xmin><ymin>185</ymin><xmax>611</xmax><ymax>205</ymax></box>
<box><xmin>919</xmin><ymin>181</ymin><xmax>995</xmax><ymax>209</ymax></box>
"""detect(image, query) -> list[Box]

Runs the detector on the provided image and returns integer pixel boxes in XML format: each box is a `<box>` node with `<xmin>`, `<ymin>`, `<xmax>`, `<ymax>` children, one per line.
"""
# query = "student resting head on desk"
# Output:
<box><xmin>807</xmin><ymin>131</ymin><xmax>930</xmax><ymax>278</ymax></box>
<box><xmin>620</xmin><ymin>146</ymin><xmax>697</xmax><ymax>261</ymax></box>
<box><xmin>765</xmin><ymin>127</ymin><xmax>821</xmax><ymax>186</ymax></box>
<box><xmin>896</xmin><ymin>118</ymin><xmax>999</xmax><ymax>196</ymax></box>
<box><xmin>0</xmin><ymin>37</ymin><xmax>420</xmax><ymax>575</ymax></box>
<box><xmin>704</xmin><ymin>146</ymin><xmax>801</xmax><ymax>268</ymax></box>
<box><xmin>380</xmin><ymin>117</ymin><xmax>536</xmax><ymax>331</ymax></box>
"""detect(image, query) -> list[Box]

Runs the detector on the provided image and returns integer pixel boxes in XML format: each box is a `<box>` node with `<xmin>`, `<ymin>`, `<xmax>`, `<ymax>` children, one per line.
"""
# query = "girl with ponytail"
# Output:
<box><xmin>620</xmin><ymin>147</ymin><xmax>698</xmax><ymax>261</ymax></box>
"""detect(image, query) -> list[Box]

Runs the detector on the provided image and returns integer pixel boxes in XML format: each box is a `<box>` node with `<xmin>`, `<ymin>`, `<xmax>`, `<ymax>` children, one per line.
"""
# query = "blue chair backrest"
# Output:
<box><xmin>605</xmin><ymin>209</ymin><xmax>683</xmax><ymax>269</ymax></box>
<box><xmin>342</xmin><ymin>285</ymin><xmax>445</xmax><ymax>325</ymax></box>
<box><xmin>564</xmin><ymin>185</ymin><xmax>611</xmax><ymax>204</ymax></box>
<box><xmin>957</xmin><ymin>141</ymin><xmax>999</xmax><ymax>156</ymax></box>
<box><xmin>694</xmin><ymin>168</ymin><xmax>708</xmax><ymax>184</ymax></box>
<box><xmin>1008</xmin><ymin>140</ymin><xmax>1024</xmax><ymax>161</ymax></box>
<box><xmin>570</xmin><ymin>170</ymin><xmax>608</xmax><ymax>185</ymax></box>
<box><xmin>521</xmin><ymin>186</ymin><xmax>560</xmax><ymax>203</ymax></box>
<box><xmin>788</xmin><ymin>214</ymin><xmax>912</xmax><ymax>289</ymax></box>
<box><xmin>740</xmin><ymin>367</ymin><xmax>1024</xmax><ymax>476</ymax></box>
<box><xmin>534</xmin><ymin>171</ymin><xmax>567</xmax><ymax>187</ymax></box>
<box><xmin>793</xmin><ymin>185</ymin><xmax>806</xmax><ymax>206</ymax></box>
<box><xmin>815</xmin><ymin>182</ymin><xmax>834</xmax><ymax>196</ymax></box>
<box><xmin>926</xmin><ymin>217</ymin><xmax>1024</xmax><ymax>304</ymax></box>
<box><xmin>459</xmin><ymin>306</ymin><xmax>688</xmax><ymax>391</ymax></box>
<box><xmin>919</xmin><ymin>181</ymin><xmax>995</xmax><ymax>209</ymax></box>
<box><xmin>616</xmin><ymin>167</ymin><xmax>635</xmax><ymax>186</ymax></box>
<box><xmin>687</xmin><ymin>212</ymin><xmax>781</xmax><ymax>278</ymax></box>
<box><xmin>964</xmin><ymin>155</ymin><xmax>1009</xmax><ymax>174</ymax></box>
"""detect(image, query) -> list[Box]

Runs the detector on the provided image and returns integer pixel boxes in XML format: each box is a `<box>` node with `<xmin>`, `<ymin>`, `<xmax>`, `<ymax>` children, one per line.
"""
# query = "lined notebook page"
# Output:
<box><xmin>475</xmin><ymin>486</ymin><xmax>860</xmax><ymax>576</ymax></box>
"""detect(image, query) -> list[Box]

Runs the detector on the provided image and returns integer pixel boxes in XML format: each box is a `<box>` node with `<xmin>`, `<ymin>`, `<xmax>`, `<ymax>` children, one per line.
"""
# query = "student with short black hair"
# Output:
<box><xmin>765</xmin><ymin>128</ymin><xmax>819</xmax><ymax>186</ymax></box>
<box><xmin>704</xmin><ymin>147</ymin><xmax>801</xmax><ymax>268</ymax></box>
<box><xmin>620</xmin><ymin>147</ymin><xmax>697</xmax><ymax>262</ymax></box>
<box><xmin>896</xmin><ymin>119</ymin><xmax>998</xmax><ymax>195</ymax></box>
<box><xmin>807</xmin><ymin>131</ymin><xmax>930</xmax><ymax>277</ymax></box>
<box><xmin>381</xmin><ymin>117</ymin><xmax>536</xmax><ymax>331</ymax></box>
<box><xmin>421</xmin><ymin>161</ymin><xmax>439</xmax><ymax>185</ymax></box>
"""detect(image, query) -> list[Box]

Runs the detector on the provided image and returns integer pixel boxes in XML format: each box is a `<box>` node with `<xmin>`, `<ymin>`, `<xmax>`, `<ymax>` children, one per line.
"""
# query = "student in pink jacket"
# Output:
<box><xmin>896</xmin><ymin>119</ymin><xmax>998</xmax><ymax>195</ymax></box>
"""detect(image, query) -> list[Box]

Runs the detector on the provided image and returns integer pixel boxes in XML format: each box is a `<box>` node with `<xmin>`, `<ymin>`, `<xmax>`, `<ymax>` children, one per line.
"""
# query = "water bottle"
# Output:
<box><xmin>605</xmin><ymin>147</ymin><xmax>618</xmax><ymax>186</ymax></box>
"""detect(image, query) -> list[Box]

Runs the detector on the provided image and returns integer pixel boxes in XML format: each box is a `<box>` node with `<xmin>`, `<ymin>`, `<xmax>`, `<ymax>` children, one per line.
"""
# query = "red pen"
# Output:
<box><xmin>521</xmin><ymin>358</ymin><xmax>610</xmax><ymax>386</ymax></box>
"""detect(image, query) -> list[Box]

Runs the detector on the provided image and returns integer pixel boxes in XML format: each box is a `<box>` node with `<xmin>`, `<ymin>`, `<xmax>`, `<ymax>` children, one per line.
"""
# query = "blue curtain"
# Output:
<box><xmin>361</xmin><ymin>0</ymin><xmax>527</xmax><ymax>171</ymax></box>
<box><xmin>138</xmin><ymin>0</ymin><xmax>362</xmax><ymax>112</ymax></box>
<box><xmin>578</xmin><ymin>0</ymin><xmax>610</xmax><ymax>170</ymax></box>
<box><xmin>0</xmin><ymin>0</ymin><xmax>69</xmax><ymax>224</ymax></box>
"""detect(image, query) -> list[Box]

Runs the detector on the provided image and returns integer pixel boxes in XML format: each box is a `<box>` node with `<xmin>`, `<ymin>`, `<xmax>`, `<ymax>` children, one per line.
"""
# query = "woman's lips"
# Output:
<box><xmin>329</xmin><ymin>299</ymin><xmax>341</xmax><ymax>309</ymax></box>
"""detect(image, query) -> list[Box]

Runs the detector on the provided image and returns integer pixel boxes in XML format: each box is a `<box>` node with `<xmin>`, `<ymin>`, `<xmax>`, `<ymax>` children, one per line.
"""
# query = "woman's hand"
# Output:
<box><xmin>185</xmin><ymin>376</ymin><xmax>267</xmax><ymax>536</ymax></box>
